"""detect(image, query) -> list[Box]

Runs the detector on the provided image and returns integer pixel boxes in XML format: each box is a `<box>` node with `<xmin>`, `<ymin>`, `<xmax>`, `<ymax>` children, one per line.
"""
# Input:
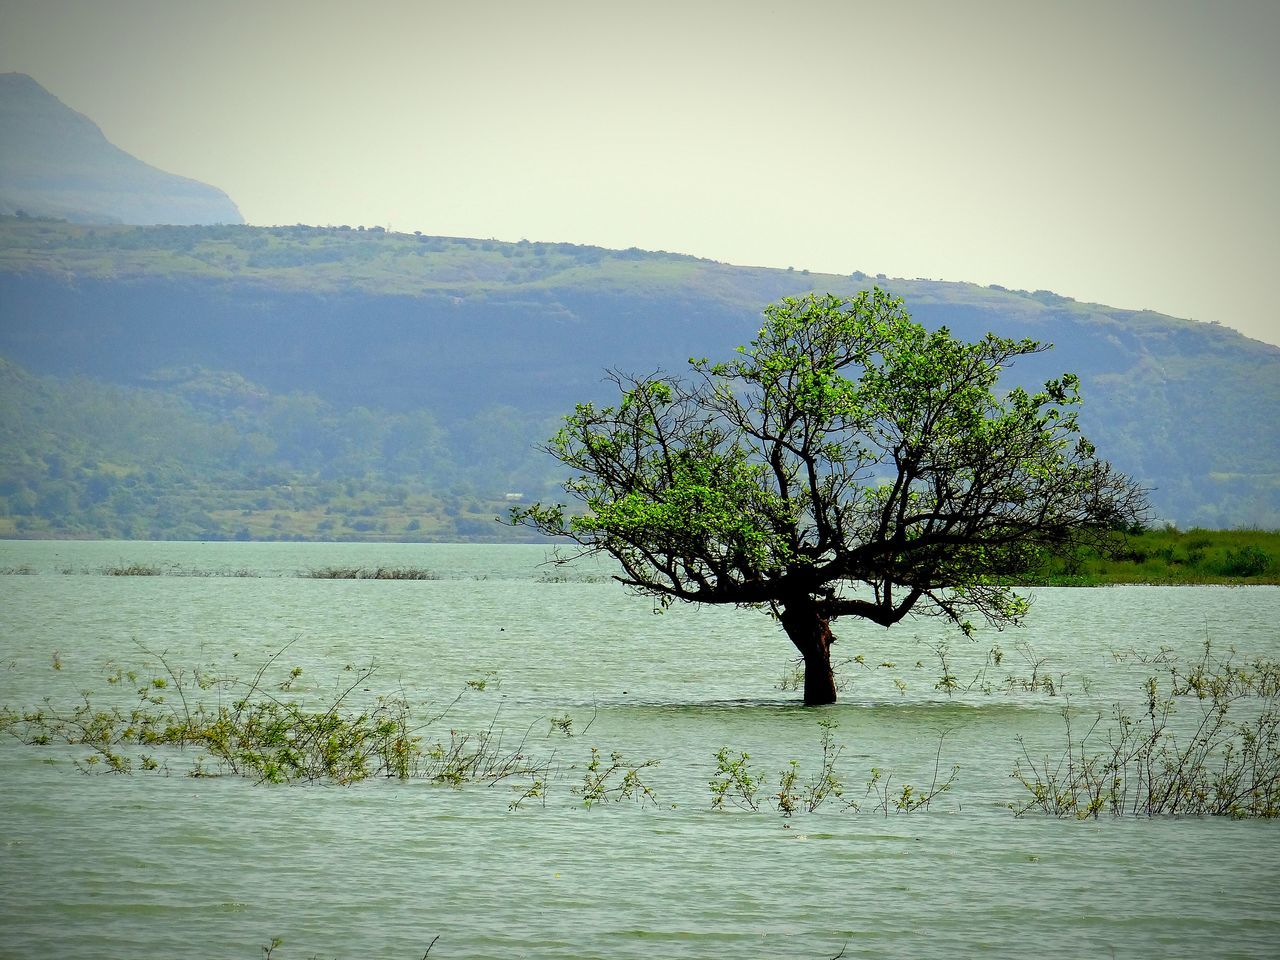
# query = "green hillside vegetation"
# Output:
<box><xmin>0</xmin><ymin>357</ymin><xmax>553</xmax><ymax>541</ymax></box>
<box><xmin>0</xmin><ymin>217</ymin><xmax>753</xmax><ymax>298</ymax></box>
<box><xmin>1</xmin><ymin>216</ymin><xmax>1231</xmax><ymax>331</ymax></box>
<box><xmin>1</xmin><ymin>217</ymin><xmax>1279</xmax><ymax>537</ymax></box>
<box><xmin>7</xmin><ymin>215</ymin><xmax>1224</xmax><ymax>325</ymax></box>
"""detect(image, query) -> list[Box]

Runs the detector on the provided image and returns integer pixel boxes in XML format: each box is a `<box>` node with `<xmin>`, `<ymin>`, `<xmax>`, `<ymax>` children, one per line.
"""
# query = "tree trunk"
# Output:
<box><xmin>779</xmin><ymin>602</ymin><xmax>838</xmax><ymax>706</ymax></box>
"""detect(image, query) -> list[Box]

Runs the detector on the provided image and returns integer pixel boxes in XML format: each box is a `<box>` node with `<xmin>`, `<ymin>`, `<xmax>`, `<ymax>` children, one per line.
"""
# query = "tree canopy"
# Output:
<box><xmin>516</xmin><ymin>290</ymin><xmax>1148</xmax><ymax>704</ymax></box>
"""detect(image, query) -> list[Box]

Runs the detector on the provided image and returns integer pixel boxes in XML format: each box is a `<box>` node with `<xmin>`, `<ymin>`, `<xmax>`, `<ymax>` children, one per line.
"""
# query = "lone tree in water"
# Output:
<box><xmin>512</xmin><ymin>290</ymin><xmax>1147</xmax><ymax>705</ymax></box>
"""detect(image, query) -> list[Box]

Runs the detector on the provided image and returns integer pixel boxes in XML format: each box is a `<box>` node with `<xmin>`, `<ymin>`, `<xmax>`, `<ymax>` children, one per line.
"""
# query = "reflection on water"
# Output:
<box><xmin>0</xmin><ymin>541</ymin><xmax>1278</xmax><ymax>959</ymax></box>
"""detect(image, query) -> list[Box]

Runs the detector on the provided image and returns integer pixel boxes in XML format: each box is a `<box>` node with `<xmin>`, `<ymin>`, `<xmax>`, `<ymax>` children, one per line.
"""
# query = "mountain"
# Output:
<box><xmin>0</xmin><ymin>73</ymin><xmax>242</xmax><ymax>226</ymax></box>
<box><xmin>1</xmin><ymin>217</ymin><xmax>1277</xmax><ymax>539</ymax></box>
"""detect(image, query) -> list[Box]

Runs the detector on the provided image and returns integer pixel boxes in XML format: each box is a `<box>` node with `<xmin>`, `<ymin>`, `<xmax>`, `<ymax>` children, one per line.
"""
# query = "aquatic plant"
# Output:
<box><xmin>998</xmin><ymin>640</ymin><xmax>1064</xmax><ymax>696</ymax></box>
<box><xmin>776</xmin><ymin>718</ymin><xmax>845</xmax><ymax>814</ymax></box>
<box><xmin>0</xmin><ymin>646</ymin><xmax>681</xmax><ymax>817</ymax></box>
<box><xmin>863</xmin><ymin>761</ymin><xmax>959</xmax><ymax>814</ymax></box>
<box><xmin>258</xmin><ymin>933</ymin><xmax>440</xmax><ymax>959</ymax></box>
<box><xmin>57</xmin><ymin>565</ymin><xmax>264</xmax><ymax>577</ymax></box>
<box><xmin>304</xmin><ymin>565</ymin><xmax>441</xmax><ymax>580</ymax></box>
<box><xmin>776</xmin><ymin>655</ymin><xmax>864</xmax><ymax>694</ymax></box>
<box><xmin>860</xmin><ymin>729</ymin><xmax>959</xmax><ymax>814</ymax></box>
<box><xmin>951</xmin><ymin>638</ymin><xmax>1059</xmax><ymax>696</ymax></box>
<box><xmin>928</xmin><ymin>641</ymin><xmax>961</xmax><ymax>695</ymax></box>
<box><xmin>573</xmin><ymin>746</ymin><xmax>660</xmax><ymax>808</ymax></box>
<box><xmin>0</xmin><ymin>642</ymin><xmax>549</xmax><ymax>789</ymax></box>
<box><xmin>535</xmin><ymin>570</ymin><xmax>607</xmax><ymax>583</ymax></box>
<box><xmin>710</xmin><ymin>721</ymin><xmax>953</xmax><ymax>816</ymax></box>
<box><xmin>101</xmin><ymin>562</ymin><xmax>164</xmax><ymax>576</ymax></box>
<box><xmin>709</xmin><ymin>747</ymin><xmax>764</xmax><ymax>811</ymax></box>
<box><xmin>1010</xmin><ymin>641</ymin><xmax>1280</xmax><ymax>818</ymax></box>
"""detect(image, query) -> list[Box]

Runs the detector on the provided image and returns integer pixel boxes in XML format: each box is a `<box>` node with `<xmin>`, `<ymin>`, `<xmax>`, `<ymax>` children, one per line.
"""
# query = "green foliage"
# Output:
<box><xmin>1027</xmin><ymin>526</ymin><xmax>1280</xmax><ymax>585</ymax></box>
<box><xmin>1216</xmin><ymin>544</ymin><xmax>1273</xmax><ymax>577</ymax></box>
<box><xmin>2</xmin><ymin>648</ymin><xmax>688</xmax><ymax>817</ymax></box>
<box><xmin>526</xmin><ymin>292</ymin><xmax>1144</xmax><ymax>614</ymax></box>
<box><xmin>709</xmin><ymin>748</ymin><xmax>765</xmax><ymax>811</ymax></box>
<box><xmin>929</xmin><ymin>642</ymin><xmax>961</xmax><ymax>696</ymax></box>
<box><xmin>572</xmin><ymin>747</ymin><xmax>660</xmax><ymax>808</ymax></box>
<box><xmin>0</xmin><ymin>644</ymin><xmax>549</xmax><ymax>788</ymax></box>
<box><xmin>1011</xmin><ymin>642</ymin><xmax>1280</xmax><ymax>819</ymax></box>
<box><xmin>710</xmin><ymin>720</ymin><xmax>954</xmax><ymax>816</ymax></box>
<box><xmin>0</xmin><ymin>355</ymin><xmax>556</xmax><ymax>541</ymax></box>
<box><xmin>863</xmin><ymin>762</ymin><xmax>960</xmax><ymax>815</ymax></box>
<box><xmin>516</xmin><ymin>290</ymin><xmax>1146</xmax><ymax>701</ymax></box>
<box><xmin>0</xmin><ymin>217</ymin><xmax>711</xmax><ymax>298</ymax></box>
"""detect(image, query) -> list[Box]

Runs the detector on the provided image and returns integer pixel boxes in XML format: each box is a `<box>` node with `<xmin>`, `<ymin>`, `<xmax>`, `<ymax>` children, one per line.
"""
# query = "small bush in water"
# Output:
<box><xmin>1011</xmin><ymin>641</ymin><xmax>1280</xmax><ymax>819</ymax></box>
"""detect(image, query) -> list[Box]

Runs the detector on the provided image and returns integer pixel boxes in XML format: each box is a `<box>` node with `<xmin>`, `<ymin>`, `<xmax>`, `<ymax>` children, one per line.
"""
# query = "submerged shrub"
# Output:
<box><xmin>0</xmin><ymin>646</ymin><xmax>681</xmax><ymax>815</ymax></box>
<box><xmin>101</xmin><ymin>563</ymin><xmax>163</xmax><ymax>576</ymax></box>
<box><xmin>0</xmin><ymin>643</ymin><xmax>545</xmax><ymax>789</ymax></box>
<box><xmin>305</xmin><ymin>566</ymin><xmax>441</xmax><ymax>580</ymax></box>
<box><xmin>573</xmin><ymin>747</ymin><xmax>660</xmax><ymax>808</ymax></box>
<box><xmin>709</xmin><ymin>721</ymin><xmax>956</xmax><ymax>817</ymax></box>
<box><xmin>1011</xmin><ymin>642</ymin><xmax>1280</xmax><ymax>819</ymax></box>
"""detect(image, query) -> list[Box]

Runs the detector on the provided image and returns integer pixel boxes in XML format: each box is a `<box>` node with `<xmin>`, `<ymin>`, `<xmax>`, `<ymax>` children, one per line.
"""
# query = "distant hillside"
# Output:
<box><xmin>0</xmin><ymin>355</ymin><xmax>549</xmax><ymax>541</ymax></box>
<box><xmin>1</xmin><ymin>218</ymin><xmax>1277</xmax><ymax>537</ymax></box>
<box><xmin>0</xmin><ymin>73</ymin><xmax>242</xmax><ymax>226</ymax></box>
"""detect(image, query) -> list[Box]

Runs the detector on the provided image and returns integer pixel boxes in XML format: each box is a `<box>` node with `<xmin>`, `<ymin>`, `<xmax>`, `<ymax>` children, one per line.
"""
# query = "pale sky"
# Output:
<box><xmin>2</xmin><ymin>0</ymin><xmax>1278</xmax><ymax>346</ymax></box>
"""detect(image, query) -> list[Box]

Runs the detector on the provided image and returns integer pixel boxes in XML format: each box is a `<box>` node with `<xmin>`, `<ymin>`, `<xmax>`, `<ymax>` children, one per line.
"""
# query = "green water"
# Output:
<box><xmin>1</xmin><ymin>541</ymin><xmax>1277</xmax><ymax>959</ymax></box>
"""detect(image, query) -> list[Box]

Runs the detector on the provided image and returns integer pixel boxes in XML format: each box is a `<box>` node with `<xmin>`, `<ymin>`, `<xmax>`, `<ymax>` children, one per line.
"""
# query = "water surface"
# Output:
<box><xmin>1</xmin><ymin>541</ymin><xmax>1277</xmax><ymax>958</ymax></box>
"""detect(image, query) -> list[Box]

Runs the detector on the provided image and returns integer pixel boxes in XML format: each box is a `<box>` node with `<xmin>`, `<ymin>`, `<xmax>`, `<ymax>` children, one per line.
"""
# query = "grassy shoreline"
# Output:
<box><xmin>1022</xmin><ymin>526</ymin><xmax>1280</xmax><ymax>586</ymax></box>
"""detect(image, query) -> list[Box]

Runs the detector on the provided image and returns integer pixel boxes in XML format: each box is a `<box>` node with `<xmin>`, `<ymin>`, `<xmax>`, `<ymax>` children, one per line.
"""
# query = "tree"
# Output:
<box><xmin>512</xmin><ymin>290</ymin><xmax>1147</xmax><ymax>705</ymax></box>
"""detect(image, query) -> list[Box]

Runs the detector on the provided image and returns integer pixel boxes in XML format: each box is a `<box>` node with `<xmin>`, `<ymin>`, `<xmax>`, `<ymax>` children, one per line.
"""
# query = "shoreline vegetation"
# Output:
<box><xmin>1019</xmin><ymin>525</ymin><xmax>1280</xmax><ymax>586</ymax></box>
<box><xmin>1</xmin><ymin>527</ymin><xmax>1278</xmax><ymax>584</ymax></box>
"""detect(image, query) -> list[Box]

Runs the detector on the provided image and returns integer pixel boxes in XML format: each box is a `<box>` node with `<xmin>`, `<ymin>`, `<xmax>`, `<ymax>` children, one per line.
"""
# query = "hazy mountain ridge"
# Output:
<box><xmin>1</xmin><ymin>217</ymin><xmax>1277</xmax><ymax>536</ymax></box>
<box><xmin>0</xmin><ymin>74</ymin><xmax>242</xmax><ymax>226</ymax></box>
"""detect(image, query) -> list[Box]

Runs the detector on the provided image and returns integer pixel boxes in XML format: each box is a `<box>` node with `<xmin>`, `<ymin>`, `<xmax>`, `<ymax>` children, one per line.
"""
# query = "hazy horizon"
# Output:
<box><xmin>2</xmin><ymin>0</ymin><xmax>1277</xmax><ymax>346</ymax></box>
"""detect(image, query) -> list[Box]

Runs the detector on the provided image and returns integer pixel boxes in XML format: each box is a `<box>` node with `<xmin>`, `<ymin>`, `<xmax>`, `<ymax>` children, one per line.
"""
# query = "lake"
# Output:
<box><xmin>1</xmin><ymin>540</ymin><xmax>1277</xmax><ymax>959</ymax></box>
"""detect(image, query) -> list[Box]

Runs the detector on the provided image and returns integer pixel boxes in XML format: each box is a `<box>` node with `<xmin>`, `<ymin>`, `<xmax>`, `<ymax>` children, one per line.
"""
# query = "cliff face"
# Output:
<box><xmin>0</xmin><ymin>73</ymin><xmax>243</xmax><ymax>226</ymax></box>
